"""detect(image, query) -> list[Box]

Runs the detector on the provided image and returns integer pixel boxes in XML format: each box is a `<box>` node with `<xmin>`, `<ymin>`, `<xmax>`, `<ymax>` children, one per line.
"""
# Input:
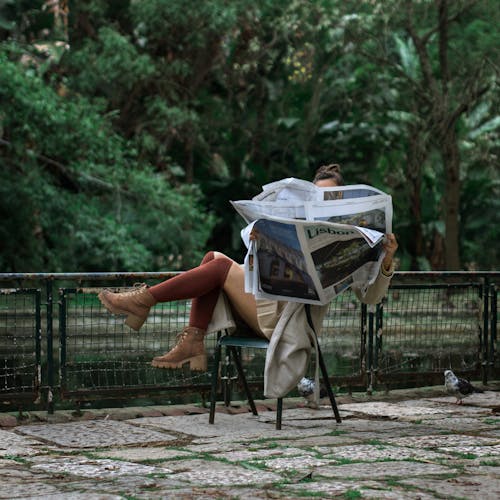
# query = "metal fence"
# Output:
<box><xmin>0</xmin><ymin>289</ymin><xmax>41</xmax><ymax>403</ymax></box>
<box><xmin>0</xmin><ymin>272</ymin><xmax>498</xmax><ymax>412</ymax></box>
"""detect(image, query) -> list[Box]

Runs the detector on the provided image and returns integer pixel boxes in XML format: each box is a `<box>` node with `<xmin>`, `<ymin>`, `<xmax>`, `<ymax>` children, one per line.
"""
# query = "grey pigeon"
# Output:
<box><xmin>444</xmin><ymin>369</ymin><xmax>483</xmax><ymax>404</ymax></box>
<box><xmin>297</xmin><ymin>377</ymin><xmax>327</xmax><ymax>408</ymax></box>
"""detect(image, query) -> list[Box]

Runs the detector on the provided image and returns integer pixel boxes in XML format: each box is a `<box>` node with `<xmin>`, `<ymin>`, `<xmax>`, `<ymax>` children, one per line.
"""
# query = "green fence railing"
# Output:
<box><xmin>0</xmin><ymin>272</ymin><xmax>498</xmax><ymax>412</ymax></box>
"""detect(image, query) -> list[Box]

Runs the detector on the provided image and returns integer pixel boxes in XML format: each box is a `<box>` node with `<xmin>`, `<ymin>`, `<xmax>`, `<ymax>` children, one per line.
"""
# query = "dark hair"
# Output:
<box><xmin>313</xmin><ymin>163</ymin><xmax>344</xmax><ymax>185</ymax></box>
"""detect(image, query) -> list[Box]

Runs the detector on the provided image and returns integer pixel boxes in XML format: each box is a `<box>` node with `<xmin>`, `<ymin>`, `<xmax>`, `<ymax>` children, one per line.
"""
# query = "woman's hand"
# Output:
<box><xmin>249</xmin><ymin>228</ymin><xmax>259</xmax><ymax>241</ymax></box>
<box><xmin>382</xmin><ymin>233</ymin><xmax>398</xmax><ymax>273</ymax></box>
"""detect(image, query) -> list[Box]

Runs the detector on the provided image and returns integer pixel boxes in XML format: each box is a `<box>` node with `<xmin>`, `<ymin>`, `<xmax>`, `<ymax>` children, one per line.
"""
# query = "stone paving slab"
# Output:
<box><xmin>287</xmin><ymin>479</ymin><xmax>437</xmax><ymax>499</ymax></box>
<box><xmin>438</xmin><ymin>444</ymin><xmax>500</xmax><ymax>457</ymax></box>
<box><xmin>0</xmin><ymin>482</ymin><xmax>76</xmax><ymax>500</ymax></box>
<box><xmin>1</xmin><ymin>484</ymin><xmax>122</xmax><ymax>500</ymax></box>
<box><xmin>16</xmin><ymin>420</ymin><xmax>176</xmax><ymax>448</ymax></box>
<box><xmin>316</xmin><ymin>460</ymin><xmax>459</xmax><ymax>479</ymax></box>
<box><xmin>312</xmin><ymin>443</ymin><xmax>449</xmax><ymax>462</ymax></box>
<box><xmin>422</xmin><ymin>415</ymin><xmax>500</xmax><ymax>432</ymax></box>
<box><xmin>401</xmin><ymin>474</ymin><xmax>500</xmax><ymax>499</ymax></box>
<box><xmin>0</xmin><ymin>464</ymin><xmax>52</xmax><ymax>482</ymax></box>
<box><xmin>386</xmin><ymin>434</ymin><xmax>500</xmax><ymax>449</ymax></box>
<box><xmin>402</xmin><ymin>395</ymin><xmax>494</xmax><ymax>407</ymax></box>
<box><xmin>431</xmin><ymin>391</ymin><xmax>500</xmax><ymax>408</ymax></box>
<box><xmin>0</xmin><ymin>428</ymin><xmax>48</xmax><ymax>457</ymax></box>
<box><xmin>329</xmin><ymin>417</ymin><xmax>427</xmax><ymax>438</ymax></box>
<box><xmin>32</xmin><ymin>495</ymin><xmax>122</xmax><ymax>500</ymax></box>
<box><xmin>463</xmin><ymin>463</ymin><xmax>500</xmax><ymax>477</ymax></box>
<box><xmin>28</xmin><ymin>455</ymin><xmax>171</xmax><ymax>478</ymax></box>
<box><xmin>270</xmin><ymin>433</ymin><xmax>361</xmax><ymax>447</ymax></box>
<box><xmin>182</xmin><ymin>440</ymin><xmax>253</xmax><ymax>453</ymax></box>
<box><xmin>0</xmin><ymin>388</ymin><xmax>499</xmax><ymax>499</ymax></box>
<box><xmin>256</xmin><ymin>455</ymin><xmax>332</xmax><ymax>472</ymax></box>
<box><xmin>92</xmin><ymin>446</ymin><xmax>195</xmax><ymax>462</ymax></box>
<box><xmin>54</xmin><ymin>476</ymin><xmax>185</xmax><ymax>497</ymax></box>
<box><xmin>110</xmin><ymin>486</ymin><xmax>283</xmax><ymax>499</ymax></box>
<box><xmin>286</xmin><ymin>480</ymin><xmax>372</xmax><ymax>497</ymax></box>
<box><xmin>133</xmin><ymin>411</ymin><xmax>337</xmax><ymax>440</ymax></box>
<box><xmin>215</xmin><ymin>446</ymin><xmax>314</xmax><ymax>462</ymax></box>
<box><xmin>482</xmin><ymin>427</ymin><xmax>500</xmax><ymax>438</ymax></box>
<box><xmin>156</xmin><ymin>458</ymin><xmax>282</xmax><ymax>486</ymax></box>
<box><xmin>340</xmin><ymin>400</ymin><xmax>488</xmax><ymax>420</ymax></box>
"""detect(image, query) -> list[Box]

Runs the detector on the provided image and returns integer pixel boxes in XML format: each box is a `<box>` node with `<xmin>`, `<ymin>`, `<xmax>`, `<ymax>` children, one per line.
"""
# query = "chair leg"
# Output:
<box><xmin>209</xmin><ymin>342</ymin><xmax>222</xmax><ymax>424</ymax></box>
<box><xmin>222</xmin><ymin>347</ymin><xmax>232</xmax><ymax>407</ymax></box>
<box><xmin>230</xmin><ymin>346</ymin><xmax>258</xmax><ymax>416</ymax></box>
<box><xmin>317</xmin><ymin>344</ymin><xmax>342</xmax><ymax>423</ymax></box>
<box><xmin>276</xmin><ymin>398</ymin><xmax>283</xmax><ymax>430</ymax></box>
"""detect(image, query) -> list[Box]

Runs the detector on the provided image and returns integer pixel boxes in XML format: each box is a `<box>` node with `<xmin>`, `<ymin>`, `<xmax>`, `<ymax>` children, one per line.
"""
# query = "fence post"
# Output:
<box><xmin>59</xmin><ymin>288</ymin><xmax>67</xmax><ymax>399</ymax></box>
<box><xmin>374</xmin><ymin>302</ymin><xmax>383</xmax><ymax>390</ymax></box>
<box><xmin>490</xmin><ymin>284</ymin><xmax>497</xmax><ymax>375</ymax></box>
<box><xmin>366</xmin><ymin>304</ymin><xmax>375</xmax><ymax>395</ymax></box>
<box><xmin>46</xmin><ymin>280</ymin><xmax>54</xmax><ymax>413</ymax></box>
<box><xmin>360</xmin><ymin>303</ymin><xmax>367</xmax><ymax>391</ymax></box>
<box><xmin>35</xmin><ymin>290</ymin><xmax>42</xmax><ymax>402</ymax></box>
<box><xmin>482</xmin><ymin>277</ymin><xmax>489</xmax><ymax>385</ymax></box>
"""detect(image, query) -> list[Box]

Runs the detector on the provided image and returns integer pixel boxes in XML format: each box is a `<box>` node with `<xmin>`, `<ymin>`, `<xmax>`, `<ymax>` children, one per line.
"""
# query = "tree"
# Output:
<box><xmin>0</xmin><ymin>34</ymin><xmax>215</xmax><ymax>271</ymax></box>
<box><xmin>1</xmin><ymin>0</ymin><xmax>498</xmax><ymax>271</ymax></box>
<box><xmin>343</xmin><ymin>0</ymin><xmax>499</xmax><ymax>269</ymax></box>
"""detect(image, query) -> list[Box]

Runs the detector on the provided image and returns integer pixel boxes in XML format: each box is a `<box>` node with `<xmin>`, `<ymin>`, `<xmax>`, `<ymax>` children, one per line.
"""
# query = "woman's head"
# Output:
<box><xmin>313</xmin><ymin>163</ymin><xmax>344</xmax><ymax>187</ymax></box>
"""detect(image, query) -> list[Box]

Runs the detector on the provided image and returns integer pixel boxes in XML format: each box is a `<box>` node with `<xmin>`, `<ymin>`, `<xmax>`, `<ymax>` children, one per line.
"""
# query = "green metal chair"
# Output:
<box><xmin>207</xmin><ymin>296</ymin><xmax>342</xmax><ymax>429</ymax></box>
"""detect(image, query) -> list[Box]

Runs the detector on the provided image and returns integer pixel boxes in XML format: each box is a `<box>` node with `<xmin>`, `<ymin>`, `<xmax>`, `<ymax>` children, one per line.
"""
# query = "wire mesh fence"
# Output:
<box><xmin>59</xmin><ymin>287</ymin><xmax>214</xmax><ymax>398</ymax></box>
<box><xmin>0</xmin><ymin>288</ymin><xmax>41</xmax><ymax>402</ymax></box>
<box><xmin>376</xmin><ymin>284</ymin><xmax>483</xmax><ymax>384</ymax></box>
<box><xmin>0</xmin><ymin>272</ymin><xmax>498</xmax><ymax>411</ymax></box>
<box><xmin>317</xmin><ymin>289</ymin><xmax>365</xmax><ymax>383</ymax></box>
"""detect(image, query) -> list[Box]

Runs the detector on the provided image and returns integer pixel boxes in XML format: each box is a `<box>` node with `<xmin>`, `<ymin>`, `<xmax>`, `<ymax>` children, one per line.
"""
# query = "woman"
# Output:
<box><xmin>98</xmin><ymin>164</ymin><xmax>398</xmax><ymax>371</ymax></box>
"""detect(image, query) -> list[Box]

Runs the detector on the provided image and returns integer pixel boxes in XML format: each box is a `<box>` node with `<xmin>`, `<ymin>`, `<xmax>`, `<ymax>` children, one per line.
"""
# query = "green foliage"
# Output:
<box><xmin>0</xmin><ymin>0</ymin><xmax>498</xmax><ymax>271</ymax></box>
<box><xmin>66</xmin><ymin>27</ymin><xmax>156</xmax><ymax>98</ymax></box>
<box><xmin>0</xmin><ymin>49</ymin><xmax>214</xmax><ymax>271</ymax></box>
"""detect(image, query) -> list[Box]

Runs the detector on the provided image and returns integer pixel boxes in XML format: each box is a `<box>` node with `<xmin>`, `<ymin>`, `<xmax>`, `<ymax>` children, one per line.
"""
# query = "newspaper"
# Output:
<box><xmin>231</xmin><ymin>178</ymin><xmax>393</xmax><ymax>305</ymax></box>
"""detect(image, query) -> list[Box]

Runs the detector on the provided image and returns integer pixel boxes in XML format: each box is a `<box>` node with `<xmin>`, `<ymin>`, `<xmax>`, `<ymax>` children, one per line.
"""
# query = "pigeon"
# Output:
<box><xmin>444</xmin><ymin>369</ymin><xmax>483</xmax><ymax>404</ymax></box>
<box><xmin>297</xmin><ymin>377</ymin><xmax>327</xmax><ymax>408</ymax></box>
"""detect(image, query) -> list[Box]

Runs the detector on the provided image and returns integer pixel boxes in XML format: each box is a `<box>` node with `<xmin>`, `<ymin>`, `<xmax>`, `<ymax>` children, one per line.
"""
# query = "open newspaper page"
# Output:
<box><xmin>233</xmin><ymin>178</ymin><xmax>393</xmax><ymax>304</ymax></box>
<box><xmin>246</xmin><ymin>217</ymin><xmax>384</xmax><ymax>304</ymax></box>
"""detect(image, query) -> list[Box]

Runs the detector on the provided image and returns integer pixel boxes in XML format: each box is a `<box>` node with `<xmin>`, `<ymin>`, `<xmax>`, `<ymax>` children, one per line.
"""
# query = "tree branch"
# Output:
<box><xmin>0</xmin><ymin>138</ymin><xmax>117</xmax><ymax>193</ymax></box>
<box><xmin>357</xmin><ymin>48</ymin><xmax>433</xmax><ymax>106</ymax></box>
<box><xmin>405</xmin><ymin>1</ymin><xmax>440</xmax><ymax>103</ymax></box>
<box><xmin>438</xmin><ymin>0</ymin><xmax>449</xmax><ymax>93</ymax></box>
<box><xmin>447</xmin><ymin>83</ymin><xmax>490</xmax><ymax>131</ymax></box>
<box><xmin>420</xmin><ymin>0</ymin><xmax>480</xmax><ymax>46</ymax></box>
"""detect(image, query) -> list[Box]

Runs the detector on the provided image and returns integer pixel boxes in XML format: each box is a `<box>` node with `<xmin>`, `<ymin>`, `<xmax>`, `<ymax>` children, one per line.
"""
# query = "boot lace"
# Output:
<box><xmin>170</xmin><ymin>330</ymin><xmax>189</xmax><ymax>352</ymax></box>
<box><xmin>119</xmin><ymin>283</ymin><xmax>148</xmax><ymax>297</ymax></box>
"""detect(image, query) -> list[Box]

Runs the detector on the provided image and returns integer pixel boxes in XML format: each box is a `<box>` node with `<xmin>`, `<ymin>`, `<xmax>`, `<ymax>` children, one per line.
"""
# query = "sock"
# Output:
<box><xmin>190</xmin><ymin>251</ymin><xmax>218</xmax><ymax>329</ymax></box>
<box><xmin>200</xmin><ymin>251</ymin><xmax>215</xmax><ymax>265</ymax></box>
<box><xmin>149</xmin><ymin>253</ymin><xmax>233</xmax><ymax>330</ymax></box>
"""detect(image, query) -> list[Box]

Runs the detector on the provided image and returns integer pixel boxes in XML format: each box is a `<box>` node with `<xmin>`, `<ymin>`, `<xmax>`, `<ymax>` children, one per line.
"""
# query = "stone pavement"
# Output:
<box><xmin>1</xmin><ymin>387</ymin><xmax>499</xmax><ymax>499</ymax></box>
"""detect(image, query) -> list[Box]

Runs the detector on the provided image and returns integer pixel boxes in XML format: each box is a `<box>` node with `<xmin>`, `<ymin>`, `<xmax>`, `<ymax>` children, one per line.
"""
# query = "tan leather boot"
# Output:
<box><xmin>151</xmin><ymin>326</ymin><xmax>207</xmax><ymax>371</ymax></box>
<box><xmin>98</xmin><ymin>284</ymin><xmax>157</xmax><ymax>331</ymax></box>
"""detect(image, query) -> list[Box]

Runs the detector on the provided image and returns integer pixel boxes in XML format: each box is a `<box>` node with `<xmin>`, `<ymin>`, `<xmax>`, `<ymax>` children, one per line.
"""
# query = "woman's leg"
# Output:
<box><xmin>99</xmin><ymin>250</ymin><xmax>263</xmax><ymax>370</ymax></box>
<box><xmin>98</xmin><ymin>251</ymin><xmax>230</xmax><ymax>332</ymax></box>
<box><xmin>151</xmin><ymin>252</ymin><xmax>265</xmax><ymax>370</ymax></box>
<box><xmin>188</xmin><ymin>251</ymin><xmax>226</xmax><ymax>330</ymax></box>
<box><xmin>152</xmin><ymin>251</ymin><xmax>263</xmax><ymax>334</ymax></box>
<box><xmin>221</xmin><ymin>259</ymin><xmax>263</xmax><ymax>335</ymax></box>
<box><xmin>149</xmin><ymin>252</ymin><xmax>233</xmax><ymax>331</ymax></box>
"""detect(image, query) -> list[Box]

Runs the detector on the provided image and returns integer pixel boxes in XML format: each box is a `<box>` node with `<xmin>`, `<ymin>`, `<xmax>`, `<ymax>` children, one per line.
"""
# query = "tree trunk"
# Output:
<box><xmin>185</xmin><ymin>133</ymin><xmax>194</xmax><ymax>184</ymax></box>
<box><xmin>406</xmin><ymin>128</ymin><xmax>427</xmax><ymax>270</ymax></box>
<box><xmin>441</xmin><ymin>127</ymin><xmax>461</xmax><ymax>270</ymax></box>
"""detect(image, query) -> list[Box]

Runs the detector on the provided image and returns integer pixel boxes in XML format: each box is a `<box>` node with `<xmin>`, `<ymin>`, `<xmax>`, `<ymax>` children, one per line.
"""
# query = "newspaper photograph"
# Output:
<box><xmin>249</xmin><ymin>218</ymin><xmax>320</xmax><ymax>302</ymax></box>
<box><xmin>233</xmin><ymin>178</ymin><xmax>393</xmax><ymax>305</ymax></box>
